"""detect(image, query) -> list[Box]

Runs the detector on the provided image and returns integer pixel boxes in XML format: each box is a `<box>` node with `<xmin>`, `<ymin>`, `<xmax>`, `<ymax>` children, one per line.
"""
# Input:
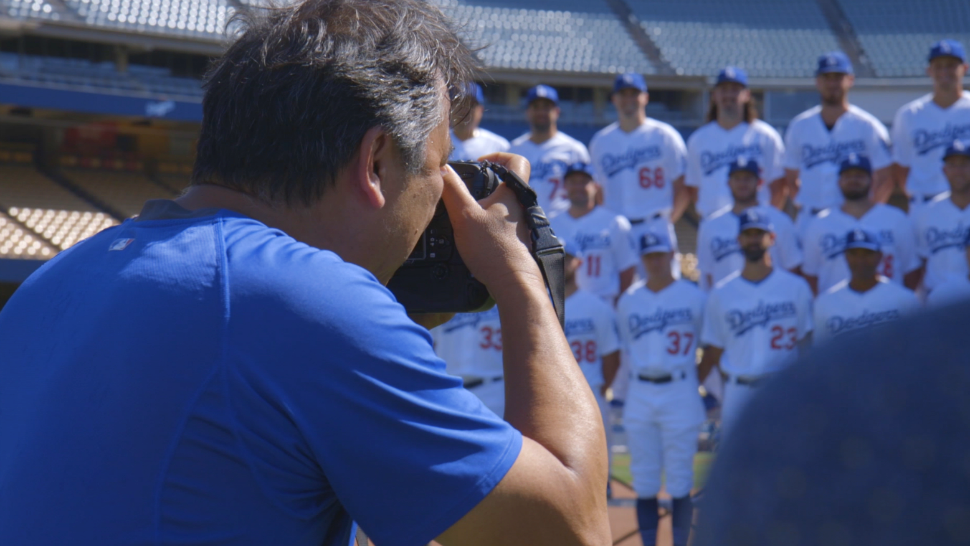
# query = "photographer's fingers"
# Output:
<box><xmin>439</xmin><ymin>164</ymin><xmax>483</xmax><ymax>222</ymax></box>
<box><xmin>478</xmin><ymin>152</ymin><xmax>531</xmax><ymax>183</ymax></box>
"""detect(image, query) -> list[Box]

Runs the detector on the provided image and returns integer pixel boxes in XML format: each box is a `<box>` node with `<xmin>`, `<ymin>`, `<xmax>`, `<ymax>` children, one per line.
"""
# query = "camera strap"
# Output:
<box><xmin>486</xmin><ymin>162</ymin><xmax>566</xmax><ymax>330</ymax></box>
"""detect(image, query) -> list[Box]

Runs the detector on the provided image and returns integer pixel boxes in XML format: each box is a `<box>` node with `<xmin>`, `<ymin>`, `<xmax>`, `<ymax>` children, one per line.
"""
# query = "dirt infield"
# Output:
<box><xmin>609</xmin><ymin>479</ymin><xmax>673</xmax><ymax>546</ymax></box>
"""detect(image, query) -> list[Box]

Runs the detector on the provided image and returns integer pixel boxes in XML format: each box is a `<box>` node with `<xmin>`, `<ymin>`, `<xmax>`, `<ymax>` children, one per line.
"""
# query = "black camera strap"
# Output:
<box><xmin>485</xmin><ymin>162</ymin><xmax>566</xmax><ymax>330</ymax></box>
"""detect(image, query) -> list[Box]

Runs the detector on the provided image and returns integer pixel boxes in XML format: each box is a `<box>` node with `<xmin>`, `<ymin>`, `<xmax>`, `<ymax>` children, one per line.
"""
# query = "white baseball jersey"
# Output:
<box><xmin>589</xmin><ymin>119</ymin><xmax>687</xmax><ymax>220</ymax></box>
<box><xmin>927</xmin><ymin>274</ymin><xmax>970</xmax><ymax>307</ymax></box>
<box><xmin>551</xmin><ymin>207</ymin><xmax>639</xmax><ymax>300</ymax></box>
<box><xmin>685</xmin><ymin>120</ymin><xmax>785</xmax><ymax>218</ymax></box>
<box><xmin>702</xmin><ymin>270</ymin><xmax>814</xmax><ymax>376</ymax></box>
<box><xmin>892</xmin><ymin>91</ymin><xmax>970</xmax><ymax>199</ymax></box>
<box><xmin>696</xmin><ymin>206</ymin><xmax>802</xmax><ymax>289</ymax></box>
<box><xmin>802</xmin><ymin>204</ymin><xmax>920</xmax><ymax>293</ymax></box>
<box><xmin>508</xmin><ymin>131</ymin><xmax>590</xmax><ymax>217</ymax></box>
<box><xmin>564</xmin><ymin>289</ymin><xmax>621</xmax><ymax>388</ymax></box>
<box><xmin>784</xmin><ymin>105</ymin><xmax>892</xmax><ymax>211</ymax></box>
<box><xmin>813</xmin><ymin>279</ymin><xmax>919</xmax><ymax>342</ymax></box>
<box><xmin>449</xmin><ymin>128</ymin><xmax>511</xmax><ymax>161</ymax></box>
<box><xmin>616</xmin><ymin>280</ymin><xmax>706</xmax><ymax>376</ymax></box>
<box><xmin>912</xmin><ymin>195</ymin><xmax>970</xmax><ymax>290</ymax></box>
<box><xmin>431</xmin><ymin>307</ymin><xmax>503</xmax><ymax>378</ymax></box>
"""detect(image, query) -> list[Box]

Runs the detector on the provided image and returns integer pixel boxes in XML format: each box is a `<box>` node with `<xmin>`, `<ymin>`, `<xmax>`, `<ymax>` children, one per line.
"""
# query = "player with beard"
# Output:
<box><xmin>913</xmin><ymin>140</ymin><xmax>970</xmax><ymax>292</ymax></box>
<box><xmin>699</xmin><ymin>210</ymin><xmax>814</xmax><ymax>435</ymax></box>
<box><xmin>449</xmin><ymin>83</ymin><xmax>510</xmax><ymax>161</ymax></box>
<box><xmin>509</xmin><ymin>85</ymin><xmax>590</xmax><ymax>217</ymax></box>
<box><xmin>686</xmin><ymin>67</ymin><xmax>786</xmax><ymax>218</ymax></box>
<box><xmin>697</xmin><ymin>158</ymin><xmax>802</xmax><ymax>291</ymax></box>
<box><xmin>551</xmin><ymin>162</ymin><xmax>638</xmax><ymax>302</ymax></box>
<box><xmin>813</xmin><ymin>229</ymin><xmax>919</xmax><ymax>343</ymax></box>
<box><xmin>893</xmin><ymin>40</ymin><xmax>970</xmax><ymax>214</ymax></box>
<box><xmin>784</xmin><ymin>52</ymin><xmax>892</xmax><ymax>239</ymax></box>
<box><xmin>802</xmin><ymin>154</ymin><xmax>921</xmax><ymax>294</ymax></box>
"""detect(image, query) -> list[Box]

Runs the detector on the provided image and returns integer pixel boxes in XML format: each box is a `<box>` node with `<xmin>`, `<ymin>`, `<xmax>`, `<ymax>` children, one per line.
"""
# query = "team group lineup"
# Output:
<box><xmin>434</xmin><ymin>40</ymin><xmax>970</xmax><ymax>545</ymax></box>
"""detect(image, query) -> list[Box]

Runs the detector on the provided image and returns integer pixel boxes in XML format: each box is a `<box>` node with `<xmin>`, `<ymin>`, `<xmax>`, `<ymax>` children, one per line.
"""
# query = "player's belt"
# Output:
<box><xmin>731</xmin><ymin>374</ymin><xmax>769</xmax><ymax>387</ymax></box>
<box><xmin>463</xmin><ymin>376</ymin><xmax>504</xmax><ymax>389</ymax></box>
<box><xmin>909</xmin><ymin>192</ymin><xmax>944</xmax><ymax>203</ymax></box>
<box><xmin>628</xmin><ymin>212</ymin><xmax>665</xmax><ymax>226</ymax></box>
<box><xmin>637</xmin><ymin>370</ymin><xmax>688</xmax><ymax>384</ymax></box>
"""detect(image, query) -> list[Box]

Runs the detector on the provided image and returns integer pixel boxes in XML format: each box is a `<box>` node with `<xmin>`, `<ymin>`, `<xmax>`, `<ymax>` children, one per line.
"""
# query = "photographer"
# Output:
<box><xmin>0</xmin><ymin>1</ymin><xmax>609</xmax><ymax>545</ymax></box>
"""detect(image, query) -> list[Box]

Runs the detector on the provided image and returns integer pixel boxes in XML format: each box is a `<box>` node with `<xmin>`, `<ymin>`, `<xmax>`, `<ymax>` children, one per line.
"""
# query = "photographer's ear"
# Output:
<box><xmin>352</xmin><ymin>127</ymin><xmax>390</xmax><ymax>209</ymax></box>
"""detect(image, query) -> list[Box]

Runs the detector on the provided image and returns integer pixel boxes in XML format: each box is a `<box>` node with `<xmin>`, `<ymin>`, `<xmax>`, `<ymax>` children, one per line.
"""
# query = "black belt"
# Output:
<box><xmin>809</xmin><ymin>207</ymin><xmax>826</xmax><ymax>215</ymax></box>
<box><xmin>734</xmin><ymin>375</ymin><xmax>767</xmax><ymax>387</ymax></box>
<box><xmin>628</xmin><ymin>212</ymin><xmax>665</xmax><ymax>226</ymax></box>
<box><xmin>463</xmin><ymin>376</ymin><xmax>503</xmax><ymax>389</ymax></box>
<box><xmin>637</xmin><ymin>370</ymin><xmax>688</xmax><ymax>384</ymax></box>
<box><xmin>910</xmin><ymin>193</ymin><xmax>942</xmax><ymax>203</ymax></box>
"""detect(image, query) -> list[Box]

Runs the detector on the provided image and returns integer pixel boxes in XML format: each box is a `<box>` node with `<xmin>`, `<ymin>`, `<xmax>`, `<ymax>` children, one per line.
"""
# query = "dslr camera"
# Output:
<box><xmin>387</xmin><ymin>161</ymin><xmax>500</xmax><ymax>313</ymax></box>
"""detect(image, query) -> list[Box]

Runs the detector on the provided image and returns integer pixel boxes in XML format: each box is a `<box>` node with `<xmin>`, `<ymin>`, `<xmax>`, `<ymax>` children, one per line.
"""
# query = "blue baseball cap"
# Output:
<box><xmin>929</xmin><ymin>39</ymin><xmax>967</xmax><ymax>63</ymax></box>
<box><xmin>465</xmin><ymin>82</ymin><xmax>485</xmax><ymax>105</ymax></box>
<box><xmin>943</xmin><ymin>140</ymin><xmax>970</xmax><ymax>160</ymax></box>
<box><xmin>738</xmin><ymin>207</ymin><xmax>775</xmax><ymax>233</ymax></box>
<box><xmin>816</xmin><ymin>51</ymin><xmax>853</xmax><ymax>75</ymax></box>
<box><xmin>839</xmin><ymin>153</ymin><xmax>872</xmax><ymax>175</ymax></box>
<box><xmin>845</xmin><ymin>228</ymin><xmax>881</xmax><ymax>252</ymax></box>
<box><xmin>613</xmin><ymin>73</ymin><xmax>647</xmax><ymax>94</ymax></box>
<box><xmin>526</xmin><ymin>84</ymin><xmax>559</xmax><ymax>106</ymax></box>
<box><xmin>639</xmin><ymin>231</ymin><xmax>673</xmax><ymax>255</ymax></box>
<box><xmin>716</xmin><ymin>66</ymin><xmax>748</xmax><ymax>87</ymax></box>
<box><xmin>728</xmin><ymin>157</ymin><xmax>760</xmax><ymax>178</ymax></box>
<box><xmin>564</xmin><ymin>162</ymin><xmax>595</xmax><ymax>179</ymax></box>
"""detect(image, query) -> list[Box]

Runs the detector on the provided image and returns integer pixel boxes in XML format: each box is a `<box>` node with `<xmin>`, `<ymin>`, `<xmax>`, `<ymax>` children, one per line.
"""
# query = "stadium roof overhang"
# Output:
<box><xmin>0</xmin><ymin>80</ymin><xmax>202</xmax><ymax>121</ymax></box>
<box><xmin>0</xmin><ymin>19</ymin><xmax>225</xmax><ymax>56</ymax></box>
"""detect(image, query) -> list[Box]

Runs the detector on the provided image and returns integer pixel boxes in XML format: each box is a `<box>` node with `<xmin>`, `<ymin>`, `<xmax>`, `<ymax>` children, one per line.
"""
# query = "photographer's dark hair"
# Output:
<box><xmin>193</xmin><ymin>0</ymin><xmax>478</xmax><ymax>205</ymax></box>
<box><xmin>706</xmin><ymin>99</ymin><xmax>759</xmax><ymax>124</ymax></box>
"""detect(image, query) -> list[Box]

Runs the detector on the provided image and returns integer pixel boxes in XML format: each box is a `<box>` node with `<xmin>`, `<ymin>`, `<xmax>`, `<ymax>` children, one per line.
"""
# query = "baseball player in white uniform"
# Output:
<box><xmin>814</xmin><ymin>229</ymin><xmax>920</xmax><ymax>343</ymax></box>
<box><xmin>508</xmin><ymin>84</ymin><xmax>590</xmax><ymax>217</ymax></box>
<box><xmin>449</xmin><ymin>82</ymin><xmax>511</xmax><ymax>161</ymax></box>
<box><xmin>699</xmin><ymin>209</ymin><xmax>814</xmax><ymax>435</ymax></box>
<box><xmin>686</xmin><ymin>67</ymin><xmax>786</xmax><ymax>218</ymax></box>
<box><xmin>926</xmin><ymin>231</ymin><xmax>970</xmax><ymax>307</ymax></box>
<box><xmin>893</xmin><ymin>40</ymin><xmax>970</xmax><ymax>213</ymax></box>
<box><xmin>561</xmin><ymin>240</ymin><xmax>622</xmax><ymax>494</ymax></box>
<box><xmin>802</xmin><ymin>154</ymin><xmax>921</xmax><ymax>294</ymax></box>
<box><xmin>697</xmin><ymin>158</ymin><xmax>802</xmax><ymax>290</ymax></box>
<box><xmin>617</xmin><ymin>230</ymin><xmax>705</xmax><ymax>546</ymax></box>
<box><xmin>785</xmin><ymin>52</ymin><xmax>893</xmax><ymax>239</ymax></box>
<box><xmin>589</xmin><ymin>73</ymin><xmax>688</xmax><ymax>263</ymax></box>
<box><xmin>430</xmin><ymin>307</ymin><xmax>505</xmax><ymax>416</ymax></box>
<box><xmin>913</xmin><ymin>141</ymin><xmax>970</xmax><ymax>292</ymax></box>
<box><xmin>551</xmin><ymin>162</ymin><xmax>639</xmax><ymax>301</ymax></box>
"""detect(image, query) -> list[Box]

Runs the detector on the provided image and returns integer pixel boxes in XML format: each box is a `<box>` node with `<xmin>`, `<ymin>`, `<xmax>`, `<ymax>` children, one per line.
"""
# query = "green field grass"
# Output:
<box><xmin>612</xmin><ymin>452</ymin><xmax>715</xmax><ymax>491</ymax></box>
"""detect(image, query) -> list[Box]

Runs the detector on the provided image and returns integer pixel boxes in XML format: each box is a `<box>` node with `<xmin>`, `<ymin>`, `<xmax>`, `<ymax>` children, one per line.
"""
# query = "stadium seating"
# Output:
<box><xmin>429</xmin><ymin>0</ymin><xmax>657</xmax><ymax>75</ymax></box>
<box><xmin>626</xmin><ymin>0</ymin><xmax>840</xmax><ymax>78</ymax></box>
<box><xmin>62</xmin><ymin>168</ymin><xmax>177</xmax><ymax>219</ymax></box>
<box><xmin>838</xmin><ymin>0</ymin><xmax>970</xmax><ymax>77</ymax></box>
<box><xmin>0</xmin><ymin>210</ymin><xmax>57</xmax><ymax>259</ymax></box>
<box><xmin>1</xmin><ymin>0</ymin><xmax>61</xmax><ymax>21</ymax></box>
<box><xmin>0</xmin><ymin>164</ymin><xmax>116</xmax><ymax>254</ymax></box>
<box><xmin>60</xmin><ymin>0</ymin><xmax>233</xmax><ymax>39</ymax></box>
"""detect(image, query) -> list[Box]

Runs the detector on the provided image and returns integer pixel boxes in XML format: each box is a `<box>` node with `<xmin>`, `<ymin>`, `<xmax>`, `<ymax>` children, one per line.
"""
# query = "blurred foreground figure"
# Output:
<box><xmin>695</xmin><ymin>301</ymin><xmax>970</xmax><ymax>546</ymax></box>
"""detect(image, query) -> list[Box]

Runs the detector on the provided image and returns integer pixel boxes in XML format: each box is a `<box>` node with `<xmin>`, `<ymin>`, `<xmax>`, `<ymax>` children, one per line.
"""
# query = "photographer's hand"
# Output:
<box><xmin>437</xmin><ymin>153</ymin><xmax>610</xmax><ymax>546</ymax></box>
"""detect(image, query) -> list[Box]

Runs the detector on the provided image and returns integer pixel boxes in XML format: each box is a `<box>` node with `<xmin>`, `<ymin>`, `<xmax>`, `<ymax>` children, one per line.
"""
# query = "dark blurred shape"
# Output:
<box><xmin>695</xmin><ymin>301</ymin><xmax>970</xmax><ymax>546</ymax></box>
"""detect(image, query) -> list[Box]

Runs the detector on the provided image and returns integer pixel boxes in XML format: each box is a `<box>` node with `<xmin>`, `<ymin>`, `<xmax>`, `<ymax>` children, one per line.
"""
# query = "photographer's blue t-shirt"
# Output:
<box><xmin>0</xmin><ymin>200</ymin><xmax>522</xmax><ymax>546</ymax></box>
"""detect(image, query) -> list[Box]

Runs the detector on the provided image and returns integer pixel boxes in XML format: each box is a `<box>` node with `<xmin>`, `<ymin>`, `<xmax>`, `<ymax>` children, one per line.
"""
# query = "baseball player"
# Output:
<box><xmin>551</xmin><ymin>162</ymin><xmax>639</xmax><ymax>301</ymax></box>
<box><xmin>589</xmin><ymin>73</ymin><xmax>687</xmax><ymax>261</ymax></box>
<box><xmin>697</xmin><ymin>158</ymin><xmax>802</xmax><ymax>290</ymax></box>
<box><xmin>699</xmin><ymin>209</ymin><xmax>814</xmax><ymax>435</ymax></box>
<box><xmin>561</xmin><ymin>240</ymin><xmax>622</xmax><ymax>492</ymax></box>
<box><xmin>926</xmin><ymin>231</ymin><xmax>970</xmax><ymax>307</ymax></box>
<box><xmin>449</xmin><ymin>82</ymin><xmax>511</xmax><ymax>161</ymax></box>
<box><xmin>893</xmin><ymin>40</ymin><xmax>970</xmax><ymax>213</ymax></box>
<box><xmin>814</xmin><ymin>229</ymin><xmax>920</xmax><ymax>343</ymax></box>
<box><xmin>616</xmin><ymin>231</ymin><xmax>706</xmax><ymax>546</ymax></box>
<box><xmin>785</xmin><ymin>52</ymin><xmax>892</xmax><ymax>239</ymax></box>
<box><xmin>802</xmin><ymin>154</ymin><xmax>921</xmax><ymax>294</ymax></box>
<box><xmin>686</xmin><ymin>66</ymin><xmax>786</xmax><ymax>218</ymax></box>
<box><xmin>913</xmin><ymin>140</ymin><xmax>970</xmax><ymax>292</ymax></box>
<box><xmin>509</xmin><ymin>84</ymin><xmax>590</xmax><ymax>217</ymax></box>
<box><xmin>430</xmin><ymin>307</ymin><xmax>505</xmax><ymax>416</ymax></box>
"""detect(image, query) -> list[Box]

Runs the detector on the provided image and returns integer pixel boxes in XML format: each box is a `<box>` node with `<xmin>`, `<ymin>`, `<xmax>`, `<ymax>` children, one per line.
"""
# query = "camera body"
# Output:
<box><xmin>387</xmin><ymin>161</ymin><xmax>500</xmax><ymax>313</ymax></box>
